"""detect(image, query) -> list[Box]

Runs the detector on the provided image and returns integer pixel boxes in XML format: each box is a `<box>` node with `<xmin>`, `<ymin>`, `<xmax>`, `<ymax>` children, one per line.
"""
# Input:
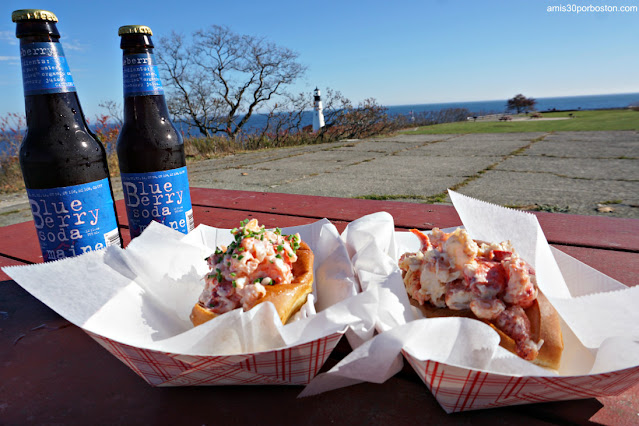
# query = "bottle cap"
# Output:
<box><xmin>118</xmin><ymin>25</ymin><xmax>153</xmax><ymax>36</ymax></box>
<box><xmin>12</xmin><ymin>9</ymin><xmax>58</xmax><ymax>22</ymax></box>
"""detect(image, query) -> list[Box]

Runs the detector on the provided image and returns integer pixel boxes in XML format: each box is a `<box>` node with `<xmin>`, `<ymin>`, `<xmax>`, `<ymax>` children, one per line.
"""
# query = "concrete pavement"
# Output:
<box><xmin>1</xmin><ymin>130</ymin><xmax>638</xmax><ymax>227</ymax></box>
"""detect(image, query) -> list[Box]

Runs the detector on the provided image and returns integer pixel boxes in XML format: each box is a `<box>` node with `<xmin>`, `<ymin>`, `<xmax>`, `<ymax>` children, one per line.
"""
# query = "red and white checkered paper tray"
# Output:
<box><xmin>397</xmin><ymin>245</ymin><xmax>639</xmax><ymax>412</ymax></box>
<box><xmin>301</xmin><ymin>191</ymin><xmax>639</xmax><ymax>411</ymax></box>
<box><xmin>402</xmin><ymin>336</ymin><xmax>639</xmax><ymax>412</ymax></box>
<box><xmin>87</xmin><ymin>329</ymin><xmax>343</xmax><ymax>386</ymax></box>
<box><xmin>4</xmin><ymin>219</ymin><xmax>376</xmax><ymax>387</ymax></box>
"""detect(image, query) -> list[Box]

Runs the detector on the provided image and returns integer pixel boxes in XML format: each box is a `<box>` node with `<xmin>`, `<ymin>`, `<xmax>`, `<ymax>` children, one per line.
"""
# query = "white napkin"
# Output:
<box><xmin>301</xmin><ymin>190</ymin><xmax>639</xmax><ymax>396</ymax></box>
<box><xmin>4</xmin><ymin>219</ymin><xmax>375</xmax><ymax>356</ymax></box>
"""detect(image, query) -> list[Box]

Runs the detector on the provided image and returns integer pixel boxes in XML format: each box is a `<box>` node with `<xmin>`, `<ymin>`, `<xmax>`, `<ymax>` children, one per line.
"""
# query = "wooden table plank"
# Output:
<box><xmin>193</xmin><ymin>205</ymin><xmax>350</xmax><ymax>231</ymax></box>
<box><xmin>0</xmin><ymin>221</ymin><xmax>42</xmax><ymax>263</ymax></box>
<box><xmin>534</xmin><ymin>210</ymin><xmax>639</xmax><ymax>253</ymax></box>
<box><xmin>592</xmin><ymin>383</ymin><xmax>639</xmax><ymax>426</ymax></box>
<box><xmin>115</xmin><ymin>198</ymin><xmax>128</xmax><ymax>226</ymax></box>
<box><xmin>553</xmin><ymin>244</ymin><xmax>638</xmax><ymax>288</ymax></box>
<box><xmin>188</xmin><ymin>188</ymin><xmax>639</xmax><ymax>252</ymax></box>
<box><xmin>0</xmin><ymin>255</ymin><xmax>28</xmax><ymax>281</ymax></box>
<box><xmin>190</xmin><ymin>187</ymin><xmax>462</xmax><ymax>230</ymax></box>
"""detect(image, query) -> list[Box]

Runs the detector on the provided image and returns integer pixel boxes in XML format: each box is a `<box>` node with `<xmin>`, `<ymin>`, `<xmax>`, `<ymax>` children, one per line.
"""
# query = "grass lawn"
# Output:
<box><xmin>402</xmin><ymin>109</ymin><xmax>639</xmax><ymax>134</ymax></box>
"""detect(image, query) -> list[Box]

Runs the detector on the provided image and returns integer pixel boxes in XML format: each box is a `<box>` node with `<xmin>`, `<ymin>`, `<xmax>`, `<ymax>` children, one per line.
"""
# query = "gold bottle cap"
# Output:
<box><xmin>11</xmin><ymin>9</ymin><xmax>58</xmax><ymax>22</ymax></box>
<box><xmin>118</xmin><ymin>25</ymin><xmax>153</xmax><ymax>36</ymax></box>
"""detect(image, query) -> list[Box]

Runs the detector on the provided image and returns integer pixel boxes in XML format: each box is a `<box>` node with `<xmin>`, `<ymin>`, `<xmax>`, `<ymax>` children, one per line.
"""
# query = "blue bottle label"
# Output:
<box><xmin>122</xmin><ymin>53</ymin><xmax>164</xmax><ymax>97</ymax></box>
<box><xmin>121</xmin><ymin>166</ymin><xmax>194</xmax><ymax>238</ymax></box>
<box><xmin>27</xmin><ymin>178</ymin><xmax>121</xmax><ymax>262</ymax></box>
<box><xmin>20</xmin><ymin>42</ymin><xmax>76</xmax><ymax>95</ymax></box>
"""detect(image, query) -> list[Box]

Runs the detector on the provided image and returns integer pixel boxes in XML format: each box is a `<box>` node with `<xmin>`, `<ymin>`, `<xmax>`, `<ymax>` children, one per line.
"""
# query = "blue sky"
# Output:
<box><xmin>1</xmin><ymin>0</ymin><xmax>638</xmax><ymax>119</ymax></box>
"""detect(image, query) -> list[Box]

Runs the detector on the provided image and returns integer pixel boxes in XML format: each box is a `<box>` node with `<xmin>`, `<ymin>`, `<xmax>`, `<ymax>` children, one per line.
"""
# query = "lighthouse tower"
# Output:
<box><xmin>312</xmin><ymin>87</ymin><xmax>325</xmax><ymax>132</ymax></box>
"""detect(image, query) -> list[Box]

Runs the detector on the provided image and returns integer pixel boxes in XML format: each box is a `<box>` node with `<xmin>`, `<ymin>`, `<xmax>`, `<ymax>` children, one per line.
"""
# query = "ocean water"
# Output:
<box><xmin>386</xmin><ymin>92</ymin><xmax>639</xmax><ymax>116</ymax></box>
<box><xmin>217</xmin><ymin>92</ymin><xmax>639</xmax><ymax>136</ymax></box>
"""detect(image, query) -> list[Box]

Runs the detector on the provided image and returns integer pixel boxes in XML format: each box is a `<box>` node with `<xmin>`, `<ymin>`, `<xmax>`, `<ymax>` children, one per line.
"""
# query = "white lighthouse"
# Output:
<box><xmin>312</xmin><ymin>87</ymin><xmax>325</xmax><ymax>132</ymax></box>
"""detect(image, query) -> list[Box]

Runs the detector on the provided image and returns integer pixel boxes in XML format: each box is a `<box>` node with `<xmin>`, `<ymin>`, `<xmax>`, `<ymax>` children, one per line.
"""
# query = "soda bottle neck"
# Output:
<box><xmin>121</xmin><ymin>45</ymin><xmax>154</xmax><ymax>55</ymax></box>
<box><xmin>123</xmin><ymin>94</ymin><xmax>171</xmax><ymax>122</ymax></box>
<box><xmin>15</xmin><ymin>19</ymin><xmax>60</xmax><ymax>41</ymax></box>
<box><xmin>121</xmin><ymin>37</ymin><xmax>171</xmax><ymax>122</ymax></box>
<box><xmin>17</xmin><ymin>24</ymin><xmax>90</xmax><ymax>132</ymax></box>
<box><xmin>120</xmin><ymin>33</ymin><xmax>154</xmax><ymax>51</ymax></box>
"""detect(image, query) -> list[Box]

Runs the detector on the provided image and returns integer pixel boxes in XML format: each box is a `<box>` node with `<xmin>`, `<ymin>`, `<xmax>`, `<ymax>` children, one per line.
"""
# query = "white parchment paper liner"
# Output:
<box><xmin>301</xmin><ymin>190</ymin><xmax>639</xmax><ymax>396</ymax></box>
<box><xmin>3</xmin><ymin>219</ymin><xmax>378</xmax><ymax>358</ymax></box>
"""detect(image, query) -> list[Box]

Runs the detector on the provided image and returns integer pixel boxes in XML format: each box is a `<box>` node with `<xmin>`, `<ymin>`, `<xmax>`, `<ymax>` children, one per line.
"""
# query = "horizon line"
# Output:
<box><xmin>385</xmin><ymin>91</ymin><xmax>639</xmax><ymax>108</ymax></box>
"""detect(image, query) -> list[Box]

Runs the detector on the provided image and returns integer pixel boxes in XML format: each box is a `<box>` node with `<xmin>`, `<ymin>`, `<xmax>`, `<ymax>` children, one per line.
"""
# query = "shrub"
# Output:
<box><xmin>0</xmin><ymin>157</ymin><xmax>24</xmax><ymax>193</ymax></box>
<box><xmin>89</xmin><ymin>114</ymin><xmax>121</xmax><ymax>176</ymax></box>
<box><xmin>0</xmin><ymin>113</ymin><xmax>26</xmax><ymax>193</ymax></box>
<box><xmin>185</xmin><ymin>136</ymin><xmax>239</xmax><ymax>159</ymax></box>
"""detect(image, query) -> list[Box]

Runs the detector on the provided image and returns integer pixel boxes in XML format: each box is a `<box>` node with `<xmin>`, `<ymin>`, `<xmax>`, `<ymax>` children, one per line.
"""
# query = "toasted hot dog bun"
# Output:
<box><xmin>411</xmin><ymin>292</ymin><xmax>563</xmax><ymax>371</ymax></box>
<box><xmin>191</xmin><ymin>241</ymin><xmax>314</xmax><ymax>326</ymax></box>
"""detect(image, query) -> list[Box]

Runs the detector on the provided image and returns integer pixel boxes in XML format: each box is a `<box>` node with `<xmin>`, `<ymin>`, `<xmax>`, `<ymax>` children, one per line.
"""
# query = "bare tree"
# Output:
<box><xmin>156</xmin><ymin>26</ymin><xmax>306</xmax><ymax>139</ymax></box>
<box><xmin>258</xmin><ymin>92</ymin><xmax>311</xmax><ymax>140</ymax></box>
<box><xmin>98</xmin><ymin>100</ymin><xmax>123</xmax><ymax>126</ymax></box>
<box><xmin>338</xmin><ymin>98</ymin><xmax>392</xmax><ymax>139</ymax></box>
<box><xmin>156</xmin><ymin>32</ymin><xmax>221</xmax><ymax>137</ymax></box>
<box><xmin>321</xmin><ymin>88</ymin><xmax>353</xmax><ymax>130</ymax></box>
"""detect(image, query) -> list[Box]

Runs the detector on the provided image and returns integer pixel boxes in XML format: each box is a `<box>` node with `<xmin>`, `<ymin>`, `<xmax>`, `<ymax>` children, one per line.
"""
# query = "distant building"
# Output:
<box><xmin>312</xmin><ymin>87</ymin><xmax>325</xmax><ymax>132</ymax></box>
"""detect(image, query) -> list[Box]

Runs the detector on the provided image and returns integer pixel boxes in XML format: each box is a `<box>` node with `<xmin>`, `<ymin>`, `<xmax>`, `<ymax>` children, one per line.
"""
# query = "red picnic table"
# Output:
<box><xmin>1</xmin><ymin>188</ymin><xmax>638</xmax><ymax>425</ymax></box>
